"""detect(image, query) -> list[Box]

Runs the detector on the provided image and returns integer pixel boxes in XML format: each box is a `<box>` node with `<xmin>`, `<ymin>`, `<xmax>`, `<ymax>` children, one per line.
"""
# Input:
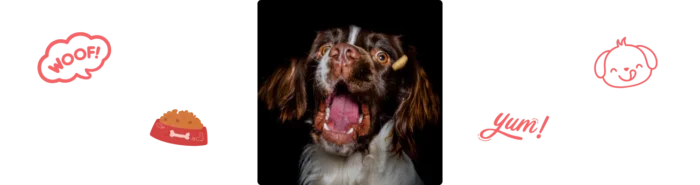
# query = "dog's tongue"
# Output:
<box><xmin>329</xmin><ymin>94</ymin><xmax>360</xmax><ymax>131</ymax></box>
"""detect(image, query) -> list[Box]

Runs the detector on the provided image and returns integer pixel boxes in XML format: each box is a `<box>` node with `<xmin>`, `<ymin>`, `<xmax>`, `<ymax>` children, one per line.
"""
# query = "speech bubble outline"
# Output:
<box><xmin>36</xmin><ymin>30</ymin><xmax>112</xmax><ymax>85</ymax></box>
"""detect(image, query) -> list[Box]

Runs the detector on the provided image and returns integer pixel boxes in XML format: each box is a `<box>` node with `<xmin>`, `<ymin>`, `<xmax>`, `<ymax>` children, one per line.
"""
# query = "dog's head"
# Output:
<box><xmin>259</xmin><ymin>25</ymin><xmax>439</xmax><ymax>157</ymax></box>
<box><xmin>595</xmin><ymin>37</ymin><xmax>658</xmax><ymax>88</ymax></box>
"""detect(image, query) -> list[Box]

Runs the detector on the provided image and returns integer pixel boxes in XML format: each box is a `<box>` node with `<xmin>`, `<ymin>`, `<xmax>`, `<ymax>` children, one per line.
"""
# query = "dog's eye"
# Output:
<box><xmin>636</xmin><ymin>64</ymin><xmax>643</xmax><ymax>69</ymax></box>
<box><xmin>375</xmin><ymin>51</ymin><xmax>390</xmax><ymax>64</ymax></box>
<box><xmin>610</xmin><ymin>68</ymin><xmax>617</xmax><ymax>73</ymax></box>
<box><xmin>319</xmin><ymin>45</ymin><xmax>332</xmax><ymax>56</ymax></box>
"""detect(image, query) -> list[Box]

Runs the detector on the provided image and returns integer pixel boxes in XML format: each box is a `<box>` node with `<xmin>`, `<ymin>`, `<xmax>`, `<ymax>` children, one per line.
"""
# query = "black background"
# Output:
<box><xmin>22</xmin><ymin>15</ymin><xmax>676</xmax><ymax>184</ymax></box>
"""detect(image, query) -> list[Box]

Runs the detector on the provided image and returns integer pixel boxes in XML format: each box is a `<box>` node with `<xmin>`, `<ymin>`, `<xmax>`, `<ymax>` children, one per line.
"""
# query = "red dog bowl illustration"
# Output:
<box><xmin>148</xmin><ymin>108</ymin><xmax>209</xmax><ymax>148</ymax></box>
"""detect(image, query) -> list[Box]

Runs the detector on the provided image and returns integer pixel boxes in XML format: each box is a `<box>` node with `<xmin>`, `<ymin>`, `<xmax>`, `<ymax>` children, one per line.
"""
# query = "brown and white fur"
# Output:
<box><xmin>259</xmin><ymin>25</ymin><xmax>439</xmax><ymax>185</ymax></box>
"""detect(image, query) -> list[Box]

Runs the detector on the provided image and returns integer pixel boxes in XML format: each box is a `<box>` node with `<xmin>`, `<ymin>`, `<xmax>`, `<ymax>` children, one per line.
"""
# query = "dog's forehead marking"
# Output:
<box><xmin>348</xmin><ymin>25</ymin><xmax>360</xmax><ymax>46</ymax></box>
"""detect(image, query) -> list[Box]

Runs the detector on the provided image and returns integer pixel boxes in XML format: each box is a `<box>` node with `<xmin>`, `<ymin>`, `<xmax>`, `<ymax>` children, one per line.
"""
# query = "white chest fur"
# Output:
<box><xmin>299</xmin><ymin>121</ymin><xmax>424</xmax><ymax>185</ymax></box>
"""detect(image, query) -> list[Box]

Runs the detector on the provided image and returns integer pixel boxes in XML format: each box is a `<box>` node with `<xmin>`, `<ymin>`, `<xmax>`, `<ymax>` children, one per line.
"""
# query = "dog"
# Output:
<box><xmin>259</xmin><ymin>25</ymin><xmax>439</xmax><ymax>185</ymax></box>
<box><xmin>594</xmin><ymin>37</ymin><xmax>658</xmax><ymax>88</ymax></box>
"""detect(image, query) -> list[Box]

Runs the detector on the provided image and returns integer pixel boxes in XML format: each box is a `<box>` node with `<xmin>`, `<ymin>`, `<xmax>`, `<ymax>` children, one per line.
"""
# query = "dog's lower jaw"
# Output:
<box><xmin>300</xmin><ymin>120</ymin><xmax>424</xmax><ymax>185</ymax></box>
<box><xmin>317</xmin><ymin>137</ymin><xmax>356</xmax><ymax>156</ymax></box>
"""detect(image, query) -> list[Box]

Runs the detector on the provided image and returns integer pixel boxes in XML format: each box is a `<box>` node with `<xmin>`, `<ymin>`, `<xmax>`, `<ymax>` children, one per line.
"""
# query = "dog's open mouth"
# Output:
<box><xmin>314</xmin><ymin>84</ymin><xmax>371</xmax><ymax>145</ymax></box>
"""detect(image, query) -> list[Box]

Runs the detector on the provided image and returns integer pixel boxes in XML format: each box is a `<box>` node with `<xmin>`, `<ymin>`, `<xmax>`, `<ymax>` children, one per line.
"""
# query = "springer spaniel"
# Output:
<box><xmin>259</xmin><ymin>25</ymin><xmax>439</xmax><ymax>185</ymax></box>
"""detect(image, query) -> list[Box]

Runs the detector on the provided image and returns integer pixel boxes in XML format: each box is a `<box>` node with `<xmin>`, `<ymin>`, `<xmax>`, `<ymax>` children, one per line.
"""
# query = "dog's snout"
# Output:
<box><xmin>624</xmin><ymin>67</ymin><xmax>629</xmax><ymax>71</ymax></box>
<box><xmin>330</xmin><ymin>43</ymin><xmax>361</xmax><ymax>81</ymax></box>
<box><xmin>331</xmin><ymin>43</ymin><xmax>358</xmax><ymax>65</ymax></box>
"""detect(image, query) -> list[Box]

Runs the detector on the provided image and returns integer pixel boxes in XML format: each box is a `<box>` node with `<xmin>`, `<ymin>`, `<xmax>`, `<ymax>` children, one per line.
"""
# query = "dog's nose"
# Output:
<box><xmin>331</xmin><ymin>43</ymin><xmax>358</xmax><ymax>65</ymax></box>
<box><xmin>624</xmin><ymin>67</ymin><xmax>629</xmax><ymax>71</ymax></box>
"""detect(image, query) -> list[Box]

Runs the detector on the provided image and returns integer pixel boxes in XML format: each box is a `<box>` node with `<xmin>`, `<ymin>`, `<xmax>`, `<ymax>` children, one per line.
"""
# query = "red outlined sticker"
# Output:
<box><xmin>35</xmin><ymin>30</ymin><xmax>112</xmax><ymax>85</ymax></box>
<box><xmin>593</xmin><ymin>36</ymin><xmax>661</xmax><ymax>90</ymax></box>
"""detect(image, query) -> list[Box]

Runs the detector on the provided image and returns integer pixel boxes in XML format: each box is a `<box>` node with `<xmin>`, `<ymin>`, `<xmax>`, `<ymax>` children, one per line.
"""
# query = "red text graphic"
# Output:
<box><xmin>36</xmin><ymin>30</ymin><xmax>112</xmax><ymax>84</ymax></box>
<box><xmin>478</xmin><ymin>113</ymin><xmax>550</xmax><ymax>141</ymax></box>
<box><xmin>48</xmin><ymin>46</ymin><xmax>101</xmax><ymax>73</ymax></box>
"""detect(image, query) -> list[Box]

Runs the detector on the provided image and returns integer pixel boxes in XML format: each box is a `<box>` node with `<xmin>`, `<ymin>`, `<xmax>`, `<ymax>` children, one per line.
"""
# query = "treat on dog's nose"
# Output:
<box><xmin>392</xmin><ymin>55</ymin><xmax>408</xmax><ymax>71</ymax></box>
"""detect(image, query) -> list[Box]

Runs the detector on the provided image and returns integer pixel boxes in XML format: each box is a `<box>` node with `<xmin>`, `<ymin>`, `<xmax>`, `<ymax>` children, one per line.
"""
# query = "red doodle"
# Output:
<box><xmin>594</xmin><ymin>37</ymin><xmax>657</xmax><ymax>88</ymax></box>
<box><xmin>36</xmin><ymin>30</ymin><xmax>112</xmax><ymax>84</ymax></box>
<box><xmin>478</xmin><ymin>113</ymin><xmax>550</xmax><ymax>141</ymax></box>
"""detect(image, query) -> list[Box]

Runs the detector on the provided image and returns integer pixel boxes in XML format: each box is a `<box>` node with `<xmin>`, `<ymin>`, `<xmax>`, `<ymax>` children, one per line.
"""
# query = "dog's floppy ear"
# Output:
<box><xmin>258</xmin><ymin>58</ymin><xmax>308</xmax><ymax>122</ymax></box>
<box><xmin>637</xmin><ymin>45</ymin><xmax>657</xmax><ymax>69</ymax></box>
<box><xmin>392</xmin><ymin>46</ymin><xmax>440</xmax><ymax>157</ymax></box>
<box><xmin>594</xmin><ymin>50</ymin><xmax>610</xmax><ymax>78</ymax></box>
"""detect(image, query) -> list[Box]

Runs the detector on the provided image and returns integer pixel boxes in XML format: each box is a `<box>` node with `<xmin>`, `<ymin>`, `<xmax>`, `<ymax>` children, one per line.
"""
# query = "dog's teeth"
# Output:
<box><xmin>323</xmin><ymin>123</ymin><xmax>330</xmax><ymax>130</ymax></box>
<box><xmin>347</xmin><ymin>128</ymin><xmax>354</xmax><ymax>134</ymax></box>
<box><xmin>325</xmin><ymin>108</ymin><xmax>330</xmax><ymax>120</ymax></box>
<box><xmin>358</xmin><ymin>114</ymin><xmax>363</xmax><ymax>123</ymax></box>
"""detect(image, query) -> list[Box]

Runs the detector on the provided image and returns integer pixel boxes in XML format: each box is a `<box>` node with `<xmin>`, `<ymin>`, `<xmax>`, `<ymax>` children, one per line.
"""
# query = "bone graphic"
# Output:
<box><xmin>169</xmin><ymin>130</ymin><xmax>190</xmax><ymax>140</ymax></box>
